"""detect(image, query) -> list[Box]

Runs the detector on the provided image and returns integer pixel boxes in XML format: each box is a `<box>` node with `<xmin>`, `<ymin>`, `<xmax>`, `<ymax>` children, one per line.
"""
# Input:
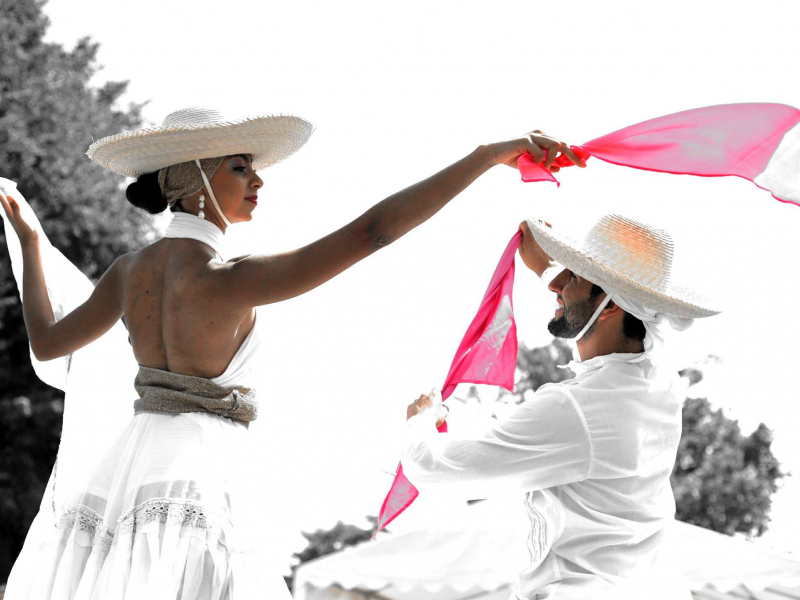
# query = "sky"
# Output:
<box><xmin>39</xmin><ymin>0</ymin><xmax>800</xmax><ymax>569</ymax></box>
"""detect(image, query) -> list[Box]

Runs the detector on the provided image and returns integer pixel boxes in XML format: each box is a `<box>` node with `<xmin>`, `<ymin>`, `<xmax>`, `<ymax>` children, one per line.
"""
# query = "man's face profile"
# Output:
<box><xmin>547</xmin><ymin>269</ymin><xmax>604</xmax><ymax>339</ymax></box>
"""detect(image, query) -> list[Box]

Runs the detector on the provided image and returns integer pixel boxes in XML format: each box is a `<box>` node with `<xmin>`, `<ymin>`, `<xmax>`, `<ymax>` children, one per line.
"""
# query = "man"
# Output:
<box><xmin>403</xmin><ymin>214</ymin><xmax>719</xmax><ymax>599</ymax></box>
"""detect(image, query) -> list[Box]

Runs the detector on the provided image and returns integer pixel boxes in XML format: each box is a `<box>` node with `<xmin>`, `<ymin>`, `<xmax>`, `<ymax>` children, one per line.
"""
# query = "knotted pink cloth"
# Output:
<box><xmin>519</xmin><ymin>102</ymin><xmax>800</xmax><ymax>206</ymax></box>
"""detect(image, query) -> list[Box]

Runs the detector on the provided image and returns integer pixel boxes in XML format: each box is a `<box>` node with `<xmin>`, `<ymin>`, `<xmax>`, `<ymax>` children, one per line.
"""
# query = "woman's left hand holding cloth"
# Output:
<box><xmin>0</xmin><ymin>184</ymin><xmax>38</xmax><ymax>247</ymax></box>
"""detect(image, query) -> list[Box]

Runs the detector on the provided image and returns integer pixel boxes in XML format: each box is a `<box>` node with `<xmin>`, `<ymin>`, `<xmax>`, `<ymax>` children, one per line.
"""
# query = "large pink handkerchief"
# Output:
<box><xmin>376</xmin><ymin>232</ymin><xmax>521</xmax><ymax>533</ymax></box>
<box><xmin>519</xmin><ymin>103</ymin><xmax>800</xmax><ymax>206</ymax></box>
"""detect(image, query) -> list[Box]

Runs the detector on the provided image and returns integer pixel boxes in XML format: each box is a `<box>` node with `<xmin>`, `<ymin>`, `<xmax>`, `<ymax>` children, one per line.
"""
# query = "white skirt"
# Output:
<box><xmin>6</xmin><ymin>411</ymin><xmax>291</xmax><ymax>600</ymax></box>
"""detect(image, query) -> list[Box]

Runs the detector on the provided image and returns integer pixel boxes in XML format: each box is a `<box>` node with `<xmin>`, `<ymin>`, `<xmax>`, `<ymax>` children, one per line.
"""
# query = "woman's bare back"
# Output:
<box><xmin>120</xmin><ymin>238</ymin><xmax>256</xmax><ymax>379</ymax></box>
<box><xmin>9</xmin><ymin>136</ymin><xmax>554</xmax><ymax>367</ymax></box>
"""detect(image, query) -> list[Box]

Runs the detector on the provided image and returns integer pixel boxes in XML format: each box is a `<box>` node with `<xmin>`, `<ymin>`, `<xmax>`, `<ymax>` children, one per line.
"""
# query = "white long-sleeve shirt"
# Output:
<box><xmin>403</xmin><ymin>352</ymin><xmax>692</xmax><ymax>600</ymax></box>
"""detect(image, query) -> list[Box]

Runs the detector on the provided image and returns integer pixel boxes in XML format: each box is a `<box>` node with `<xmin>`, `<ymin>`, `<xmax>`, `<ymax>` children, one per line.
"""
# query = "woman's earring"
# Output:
<box><xmin>198</xmin><ymin>195</ymin><xmax>205</xmax><ymax>220</ymax></box>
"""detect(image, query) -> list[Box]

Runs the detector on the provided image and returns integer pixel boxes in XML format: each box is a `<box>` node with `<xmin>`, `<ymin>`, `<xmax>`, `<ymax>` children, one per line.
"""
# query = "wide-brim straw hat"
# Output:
<box><xmin>87</xmin><ymin>107</ymin><xmax>314</xmax><ymax>177</ymax></box>
<box><xmin>527</xmin><ymin>215</ymin><xmax>719</xmax><ymax>318</ymax></box>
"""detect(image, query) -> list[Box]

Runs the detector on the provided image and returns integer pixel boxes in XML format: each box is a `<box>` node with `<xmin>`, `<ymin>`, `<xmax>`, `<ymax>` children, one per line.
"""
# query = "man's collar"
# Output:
<box><xmin>564</xmin><ymin>349</ymin><xmax>648</xmax><ymax>376</ymax></box>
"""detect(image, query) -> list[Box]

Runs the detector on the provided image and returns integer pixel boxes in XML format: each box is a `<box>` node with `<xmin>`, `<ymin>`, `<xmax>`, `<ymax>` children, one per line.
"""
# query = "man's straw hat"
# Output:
<box><xmin>87</xmin><ymin>107</ymin><xmax>313</xmax><ymax>177</ymax></box>
<box><xmin>527</xmin><ymin>215</ymin><xmax>719</xmax><ymax>319</ymax></box>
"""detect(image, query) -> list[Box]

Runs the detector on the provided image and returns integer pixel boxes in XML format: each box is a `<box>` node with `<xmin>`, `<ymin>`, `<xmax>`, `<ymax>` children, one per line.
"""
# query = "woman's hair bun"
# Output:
<box><xmin>126</xmin><ymin>171</ymin><xmax>169</xmax><ymax>214</ymax></box>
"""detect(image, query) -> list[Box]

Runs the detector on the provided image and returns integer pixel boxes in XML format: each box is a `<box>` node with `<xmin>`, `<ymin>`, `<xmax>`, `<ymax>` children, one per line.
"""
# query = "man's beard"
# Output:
<box><xmin>548</xmin><ymin>296</ymin><xmax>601</xmax><ymax>339</ymax></box>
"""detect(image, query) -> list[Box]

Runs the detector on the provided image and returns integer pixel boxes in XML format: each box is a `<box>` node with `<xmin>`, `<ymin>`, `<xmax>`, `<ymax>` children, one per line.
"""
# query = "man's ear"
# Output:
<box><xmin>598</xmin><ymin>299</ymin><xmax>622</xmax><ymax>320</ymax></box>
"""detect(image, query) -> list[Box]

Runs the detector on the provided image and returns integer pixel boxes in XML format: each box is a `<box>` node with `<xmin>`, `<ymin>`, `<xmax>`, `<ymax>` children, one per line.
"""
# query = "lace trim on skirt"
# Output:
<box><xmin>56</xmin><ymin>498</ymin><xmax>213</xmax><ymax>551</ymax></box>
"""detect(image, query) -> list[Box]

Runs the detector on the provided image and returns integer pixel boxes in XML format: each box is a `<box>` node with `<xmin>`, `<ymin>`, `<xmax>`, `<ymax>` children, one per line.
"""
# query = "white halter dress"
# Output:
<box><xmin>1</xmin><ymin>186</ymin><xmax>290</xmax><ymax>600</ymax></box>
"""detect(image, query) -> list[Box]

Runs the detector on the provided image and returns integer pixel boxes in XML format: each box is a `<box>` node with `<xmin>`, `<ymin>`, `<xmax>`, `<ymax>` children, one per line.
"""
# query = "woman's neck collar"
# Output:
<box><xmin>164</xmin><ymin>212</ymin><xmax>227</xmax><ymax>260</ymax></box>
<box><xmin>174</xmin><ymin>210</ymin><xmax>225</xmax><ymax>232</ymax></box>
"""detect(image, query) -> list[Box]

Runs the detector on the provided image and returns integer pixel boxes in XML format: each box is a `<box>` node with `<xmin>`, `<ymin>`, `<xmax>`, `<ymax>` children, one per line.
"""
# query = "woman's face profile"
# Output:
<box><xmin>207</xmin><ymin>154</ymin><xmax>263</xmax><ymax>224</ymax></box>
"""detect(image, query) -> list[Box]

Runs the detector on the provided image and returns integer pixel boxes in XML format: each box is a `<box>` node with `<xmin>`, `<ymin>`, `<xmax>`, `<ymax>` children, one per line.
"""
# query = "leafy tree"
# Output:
<box><xmin>286</xmin><ymin>517</ymin><xmax>380</xmax><ymax>592</ymax></box>
<box><xmin>0</xmin><ymin>0</ymin><xmax>149</xmax><ymax>581</ymax></box>
<box><xmin>671</xmin><ymin>386</ymin><xmax>785</xmax><ymax>536</ymax></box>
<box><xmin>513</xmin><ymin>340</ymin><xmax>574</xmax><ymax>395</ymax></box>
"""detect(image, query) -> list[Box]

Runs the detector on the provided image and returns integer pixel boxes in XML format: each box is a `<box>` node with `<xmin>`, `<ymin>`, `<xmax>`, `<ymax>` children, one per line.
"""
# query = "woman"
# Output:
<box><xmin>1</xmin><ymin>107</ymin><xmax>584</xmax><ymax>599</ymax></box>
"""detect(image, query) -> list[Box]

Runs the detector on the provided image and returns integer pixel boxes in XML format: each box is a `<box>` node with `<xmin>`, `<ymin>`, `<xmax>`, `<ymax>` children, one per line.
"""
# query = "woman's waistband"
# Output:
<box><xmin>133</xmin><ymin>366</ymin><xmax>258</xmax><ymax>428</ymax></box>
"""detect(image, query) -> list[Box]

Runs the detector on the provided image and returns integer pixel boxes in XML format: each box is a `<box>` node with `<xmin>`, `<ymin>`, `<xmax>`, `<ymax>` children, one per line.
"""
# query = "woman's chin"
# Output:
<box><xmin>233</xmin><ymin>209</ymin><xmax>256</xmax><ymax>223</ymax></box>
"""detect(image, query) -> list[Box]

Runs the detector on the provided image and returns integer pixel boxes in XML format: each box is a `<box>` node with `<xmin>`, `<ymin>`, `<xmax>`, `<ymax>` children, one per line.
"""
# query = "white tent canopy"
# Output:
<box><xmin>294</xmin><ymin>499</ymin><xmax>800</xmax><ymax>600</ymax></box>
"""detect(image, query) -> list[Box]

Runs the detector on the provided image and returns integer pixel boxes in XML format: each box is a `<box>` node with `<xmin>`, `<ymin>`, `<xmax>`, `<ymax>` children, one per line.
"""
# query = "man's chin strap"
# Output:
<box><xmin>571</xmin><ymin>291</ymin><xmax>695</xmax><ymax>363</ymax></box>
<box><xmin>195</xmin><ymin>159</ymin><xmax>231</xmax><ymax>227</ymax></box>
<box><xmin>574</xmin><ymin>294</ymin><xmax>612</xmax><ymax>343</ymax></box>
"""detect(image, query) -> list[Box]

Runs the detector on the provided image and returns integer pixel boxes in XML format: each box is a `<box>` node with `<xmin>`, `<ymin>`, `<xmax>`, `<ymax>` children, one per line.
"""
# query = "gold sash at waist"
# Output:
<box><xmin>133</xmin><ymin>366</ymin><xmax>258</xmax><ymax>428</ymax></box>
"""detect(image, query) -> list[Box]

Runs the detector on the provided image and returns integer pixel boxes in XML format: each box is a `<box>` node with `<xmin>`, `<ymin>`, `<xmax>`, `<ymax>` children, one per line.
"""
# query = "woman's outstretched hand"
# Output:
<box><xmin>483</xmin><ymin>130</ymin><xmax>586</xmax><ymax>173</ymax></box>
<box><xmin>0</xmin><ymin>186</ymin><xmax>38</xmax><ymax>247</ymax></box>
<box><xmin>407</xmin><ymin>389</ymin><xmax>449</xmax><ymax>428</ymax></box>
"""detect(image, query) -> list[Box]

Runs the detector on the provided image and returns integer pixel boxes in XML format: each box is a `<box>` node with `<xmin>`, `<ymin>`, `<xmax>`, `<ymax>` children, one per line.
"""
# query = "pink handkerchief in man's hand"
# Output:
<box><xmin>376</xmin><ymin>232</ymin><xmax>522</xmax><ymax>534</ymax></box>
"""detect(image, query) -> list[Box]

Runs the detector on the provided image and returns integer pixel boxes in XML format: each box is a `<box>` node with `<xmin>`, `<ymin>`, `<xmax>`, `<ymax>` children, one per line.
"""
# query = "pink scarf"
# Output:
<box><xmin>376</xmin><ymin>102</ymin><xmax>800</xmax><ymax>534</ymax></box>
<box><xmin>520</xmin><ymin>102</ymin><xmax>800</xmax><ymax>206</ymax></box>
<box><xmin>376</xmin><ymin>233</ymin><xmax>521</xmax><ymax>533</ymax></box>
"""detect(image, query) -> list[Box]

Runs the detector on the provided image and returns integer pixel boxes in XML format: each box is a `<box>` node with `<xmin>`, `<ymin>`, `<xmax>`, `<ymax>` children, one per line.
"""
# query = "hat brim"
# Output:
<box><xmin>528</xmin><ymin>219</ymin><xmax>720</xmax><ymax>318</ymax></box>
<box><xmin>87</xmin><ymin>115</ymin><xmax>314</xmax><ymax>177</ymax></box>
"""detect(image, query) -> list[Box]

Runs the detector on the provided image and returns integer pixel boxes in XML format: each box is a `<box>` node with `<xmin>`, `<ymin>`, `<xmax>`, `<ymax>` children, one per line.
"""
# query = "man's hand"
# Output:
<box><xmin>483</xmin><ymin>130</ymin><xmax>586</xmax><ymax>172</ymax></box>
<box><xmin>518</xmin><ymin>220</ymin><xmax>555</xmax><ymax>277</ymax></box>
<box><xmin>407</xmin><ymin>390</ymin><xmax>448</xmax><ymax>428</ymax></box>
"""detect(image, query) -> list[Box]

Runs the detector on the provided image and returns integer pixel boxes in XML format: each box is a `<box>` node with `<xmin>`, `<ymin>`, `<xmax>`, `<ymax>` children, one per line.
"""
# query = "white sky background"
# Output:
<box><xmin>41</xmin><ymin>0</ymin><xmax>800</xmax><ymax>566</ymax></box>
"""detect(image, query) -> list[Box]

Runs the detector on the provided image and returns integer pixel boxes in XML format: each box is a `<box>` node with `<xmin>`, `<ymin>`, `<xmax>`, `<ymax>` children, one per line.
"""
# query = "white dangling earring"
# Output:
<box><xmin>198</xmin><ymin>194</ymin><xmax>205</xmax><ymax>220</ymax></box>
<box><xmin>194</xmin><ymin>159</ymin><xmax>232</xmax><ymax>228</ymax></box>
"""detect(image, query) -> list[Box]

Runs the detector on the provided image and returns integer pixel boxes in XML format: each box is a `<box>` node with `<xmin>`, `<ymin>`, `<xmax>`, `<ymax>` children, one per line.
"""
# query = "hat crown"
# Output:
<box><xmin>583</xmin><ymin>215</ymin><xmax>674</xmax><ymax>292</ymax></box>
<box><xmin>527</xmin><ymin>214</ymin><xmax>717</xmax><ymax>318</ymax></box>
<box><xmin>161</xmin><ymin>107</ymin><xmax>224</xmax><ymax>129</ymax></box>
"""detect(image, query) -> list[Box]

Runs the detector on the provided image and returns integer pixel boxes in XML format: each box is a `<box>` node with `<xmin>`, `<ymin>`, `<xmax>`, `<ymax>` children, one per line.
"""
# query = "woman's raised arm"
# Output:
<box><xmin>0</xmin><ymin>188</ymin><xmax>129</xmax><ymax>361</ymax></box>
<box><xmin>220</xmin><ymin>132</ymin><xmax>585</xmax><ymax>308</ymax></box>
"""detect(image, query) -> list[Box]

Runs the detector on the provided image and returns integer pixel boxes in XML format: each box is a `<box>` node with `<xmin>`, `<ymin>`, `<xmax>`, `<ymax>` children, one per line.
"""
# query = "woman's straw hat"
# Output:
<box><xmin>527</xmin><ymin>215</ymin><xmax>719</xmax><ymax>318</ymax></box>
<box><xmin>87</xmin><ymin>107</ymin><xmax>313</xmax><ymax>177</ymax></box>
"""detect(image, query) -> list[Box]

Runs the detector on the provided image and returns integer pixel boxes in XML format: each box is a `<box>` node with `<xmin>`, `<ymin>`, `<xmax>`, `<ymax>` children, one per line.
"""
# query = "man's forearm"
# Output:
<box><xmin>360</xmin><ymin>145</ymin><xmax>494</xmax><ymax>247</ymax></box>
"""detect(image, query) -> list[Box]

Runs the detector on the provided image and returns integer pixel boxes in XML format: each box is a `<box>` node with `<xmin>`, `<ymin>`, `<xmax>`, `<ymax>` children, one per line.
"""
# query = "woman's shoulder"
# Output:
<box><xmin>103</xmin><ymin>250</ymin><xmax>136</xmax><ymax>279</ymax></box>
<box><xmin>227</xmin><ymin>253</ymin><xmax>252</xmax><ymax>264</ymax></box>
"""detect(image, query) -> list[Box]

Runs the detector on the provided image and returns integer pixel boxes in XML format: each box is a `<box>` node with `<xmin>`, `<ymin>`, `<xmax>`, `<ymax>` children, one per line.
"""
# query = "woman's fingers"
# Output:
<box><xmin>488</xmin><ymin>130</ymin><xmax>581</xmax><ymax>169</ymax></box>
<box><xmin>524</xmin><ymin>140</ymin><xmax>545</xmax><ymax>164</ymax></box>
<box><xmin>2</xmin><ymin>194</ymin><xmax>24</xmax><ymax>221</ymax></box>
<box><xmin>0</xmin><ymin>192</ymin><xmax>18</xmax><ymax>220</ymax></box>
<box><xmin>526</xmin><ymin>132</ymin><xmax>586</xmax><ymax>170</ymax></box>
<box><xmin>542</xmin><ymin>142</ymin><xmax>563</xmax><ymax>170</ymax></box>
<box><xmin>0</xmin><ymin>193</ymin><xmax>37</xmax><ymax>243</ymax></box>
<box><xmin>560</xmin><ymin>145</ymin><xmax>587</xmax><ymax>168</ymax></box>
